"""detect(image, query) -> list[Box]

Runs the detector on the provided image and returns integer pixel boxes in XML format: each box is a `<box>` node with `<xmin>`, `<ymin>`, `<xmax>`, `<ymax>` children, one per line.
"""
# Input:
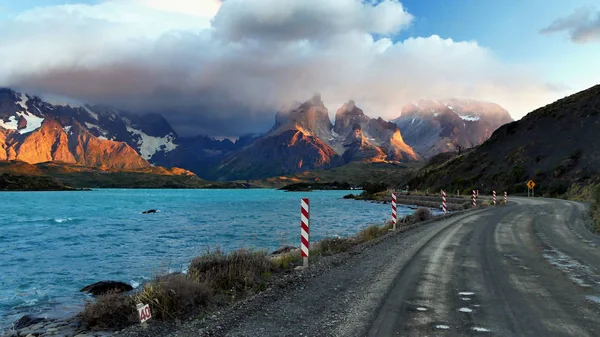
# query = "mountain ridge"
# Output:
<box><xmin>1</xmin><ymin>88</ymin><xmax>513</xmax><ymax>181</ymax></box>
<box><xmin>407</xmin><ymin>84</ymin><xmax>600</xmax><ymax>195</ymax></box>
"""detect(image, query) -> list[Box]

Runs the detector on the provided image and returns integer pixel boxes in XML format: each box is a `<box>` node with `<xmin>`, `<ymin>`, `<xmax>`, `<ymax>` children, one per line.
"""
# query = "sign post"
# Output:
<box><xmin>526</xmin><ymin>180</ymin><xmax>536</xmax><ymax>197</ymax></box>
<box><xmin>137</xmin><ymin>303</ymin><xmax>151</xmax><ymax>325</ymax></box>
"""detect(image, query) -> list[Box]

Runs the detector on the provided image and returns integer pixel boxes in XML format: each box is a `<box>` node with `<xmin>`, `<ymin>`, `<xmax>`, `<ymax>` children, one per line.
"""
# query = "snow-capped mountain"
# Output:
<box><xmin>0</xmin><ymin>88</ymin><xmax>179</xmax><ymax>163</ymax></box>
<box><xmin>216</xmin><ymin>95</ymin><xmax>420</xmax><ymax>180</ymax></box>
<box><xmin>393</xmin><ymin>99</ymin><xmax>513</xmax><ymax>158</ymax></box>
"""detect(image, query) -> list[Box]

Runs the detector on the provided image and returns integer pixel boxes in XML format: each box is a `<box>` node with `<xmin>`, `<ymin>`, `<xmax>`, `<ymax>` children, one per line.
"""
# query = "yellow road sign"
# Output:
<box><xmin>526</xmin><ymin>180</ymin><xmax>536</xmax><ymax>190</ymax></box>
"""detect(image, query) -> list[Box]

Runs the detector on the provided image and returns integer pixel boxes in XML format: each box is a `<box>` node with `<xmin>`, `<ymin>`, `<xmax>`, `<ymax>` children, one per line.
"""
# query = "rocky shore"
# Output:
<box><xmin>3</xmin><ymin>316</ymin><xmax>112</xmax><ymax>337</ymax></box>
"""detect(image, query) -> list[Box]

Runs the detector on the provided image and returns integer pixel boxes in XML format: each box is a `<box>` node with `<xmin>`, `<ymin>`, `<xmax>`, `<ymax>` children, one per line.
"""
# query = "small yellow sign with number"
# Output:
<box><xmin>526</xmin><ymin>180</ymin><xmax>535</xmax><ymax>190</ymax></box>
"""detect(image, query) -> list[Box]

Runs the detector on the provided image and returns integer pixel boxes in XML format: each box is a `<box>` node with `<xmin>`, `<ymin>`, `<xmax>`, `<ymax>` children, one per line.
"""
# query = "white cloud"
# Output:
<box><xmin>0</xmin><ymin>0</ymin><xmax>566</xmax><ymax>136</ymax></box>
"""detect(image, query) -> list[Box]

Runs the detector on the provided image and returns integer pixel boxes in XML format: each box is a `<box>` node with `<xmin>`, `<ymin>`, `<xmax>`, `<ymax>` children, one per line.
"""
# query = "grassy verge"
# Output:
<box><xmin>567</xmin><ymin>182</ymin><xmax>600</xmax><ymax>233</ymax></box>
<box><xmin>80</xmin><ymin>208</ymin><xmax>435</xmax><ymax>330</ymax></box>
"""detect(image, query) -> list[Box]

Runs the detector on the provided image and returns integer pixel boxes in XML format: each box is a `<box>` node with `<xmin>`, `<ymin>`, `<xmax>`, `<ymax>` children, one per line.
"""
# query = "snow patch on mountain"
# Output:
<box><xmin>460</xmin><ymin>115</ymin><xmax>481</xmax><ymax>121</ymax></box>
<box><xmin>126</xmin><ymin>126</ymin><xmax>178</xmax><ymax>160</ymax></box>
<box><xmin>83</xmin><ymin>106</ymin><xmax>99</xmax><ymax>120</ymax></box>
<box><xmin>0</xmin><ymin>116</ymin><xmax>18</xmax><ymax>130</ymax></box>
<box><xmin>18</xmin><ymin>112</ymin><xmax>44</xmax><ymax>134</ymax></box>
<box><xmin>17</xmin><ymin>93</ymin><xmax>28</xmax><ymax>110</ymax></box>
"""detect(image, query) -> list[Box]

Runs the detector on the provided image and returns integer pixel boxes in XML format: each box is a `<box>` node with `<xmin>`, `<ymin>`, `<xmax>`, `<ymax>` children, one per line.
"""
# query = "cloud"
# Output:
<box><xmin>540</xmin><ymin>7</ymin><xmax>600</xmax><ymax>43</ymax></box>
<box><xmin>0</xmin><ymin>0</ymin><xmax>565</xmax><ymax>137</ymax></box>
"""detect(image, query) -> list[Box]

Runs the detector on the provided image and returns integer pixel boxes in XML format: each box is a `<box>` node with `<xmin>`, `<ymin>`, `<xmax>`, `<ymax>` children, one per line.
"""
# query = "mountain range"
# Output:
<box><xmin>408</xmin><ymin>84</ymin><xmax>600</xmax><ymax>195</ymax></box>
<box><xmin>0</xmin><ymin>88</ymin><xmax>513</xmax><ymax>181</ymax></box>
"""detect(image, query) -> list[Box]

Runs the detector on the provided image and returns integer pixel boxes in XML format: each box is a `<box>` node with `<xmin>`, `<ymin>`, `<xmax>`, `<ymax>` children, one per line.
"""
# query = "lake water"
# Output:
<box><xmin>0</xmin><ymin>189</ymin><xmax>419</xmax><ymax>328</ymax></box>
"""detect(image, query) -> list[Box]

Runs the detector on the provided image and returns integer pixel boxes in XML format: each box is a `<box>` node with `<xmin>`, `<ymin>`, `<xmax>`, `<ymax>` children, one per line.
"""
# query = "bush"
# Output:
<box><xmin>80</xmin><ymin>291</ymin><xmax>137</xmax><ymax>329</ymax></box>
<box><xmin>357</xmin><ymin>224</ymin><xmax>386</xmax><ymax>242</ymax></box>
<box><xmin>343</xmin><ymin>194</ymin><xmax>356</xmax><ymax>199</ymax></box>
<box><xmin>361</xmin><ymin>182</ymin><xmax>387</xmax><ymax>196</ymax></box>
<box><xmin>317</xmin><ymin>237</ymin><xmax>352</xmax><ymax>255</ymax></box>
<box><xmin>413</xmin><ymin>208</ymin><xmax>432</xmax><ymax>222</ymax></box>
<box><xmin>272</xmin><ymin>251</ymin><xmax>302</xmax><ymax>269</ymax></box>
<box><xmin>189</xmin><ymin>249</ymin><xmax>273</xmax><ymax>295</ymax></box>
<box><xmin>133</xmin><ymin>274</ymin><xmax>210</xmax><ymax>321</ymax></box>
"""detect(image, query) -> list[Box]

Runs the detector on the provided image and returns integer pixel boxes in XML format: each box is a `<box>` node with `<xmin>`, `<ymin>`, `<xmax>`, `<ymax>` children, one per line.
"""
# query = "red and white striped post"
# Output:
<box><xmin>391</xmin><ymin>192</ymin><xmax>397</xmax><ymax>230</ymax></box>
<box><xmin>441</xmin><ymin>190</ymin><xmax>447</xmax><ymax>214</ymax></box>
<box><xmin>493</xmin><ymin>190</ymin><xmax>497</xmax><ymax>206</ymax></box>
<box><xmin>300</xmin><ymin>198</ymin><xmax>310</xmax><ymax>268</ymax></box>
<box><xmin>472</xmin><ymin>190</ymin><xmax>477</xmax><ymax>208</ymax></box>
<box><xmin>504</xmin><ymin>191</ymin><xmax>508</xmax><ymax>205</ymax></box>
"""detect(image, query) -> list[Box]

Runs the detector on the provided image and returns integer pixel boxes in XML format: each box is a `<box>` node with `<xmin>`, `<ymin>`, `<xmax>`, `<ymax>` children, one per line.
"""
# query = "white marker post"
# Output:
<box><xmin>391</xmin><ymin>192</ymin><xmax>397</xmax><ymax>230</ymax></box>
<box><xmin>493</xmin><ymin>190</ymin><xmax>496</xmax><ymax>206</ymax></box>
<box><xmin>442</xmin><ymin>190</ymin><xmax>447</xmax><ymax>214</ymax></box>
<box><xmin>300</xmin><ymin>198</ymin><xmax>310</xmax><ymax>268</ymax></box>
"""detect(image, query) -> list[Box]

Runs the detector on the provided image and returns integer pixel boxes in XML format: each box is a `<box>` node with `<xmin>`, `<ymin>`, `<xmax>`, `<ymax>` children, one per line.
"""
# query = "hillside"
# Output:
<box><xmin>407</xmin><ymin>84</ymin><xmax>600</xmax><ymax>195</ymax></box>
<box><xmin>0</xmin><ymin>161</ymin><xmax>208</xmax><ymax>189</ymax></box>
<box><xmin>0</xmin><ymin>173</ymin><xmax>73</xmax><ymax>191</ymax></box>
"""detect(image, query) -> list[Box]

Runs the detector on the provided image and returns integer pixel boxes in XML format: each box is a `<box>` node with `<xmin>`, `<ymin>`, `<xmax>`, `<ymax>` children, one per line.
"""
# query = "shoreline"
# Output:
<box><xmin>2</xmin><ymin>196</ymin><xmax>447</xmax><ymax>336</ymax></box>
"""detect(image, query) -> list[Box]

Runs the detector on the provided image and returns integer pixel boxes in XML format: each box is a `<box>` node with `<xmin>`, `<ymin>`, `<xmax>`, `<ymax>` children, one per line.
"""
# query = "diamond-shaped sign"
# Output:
<box><xmin>526</xmin><ymin>180</ymin><xmax>535</xmax><ymax>190</ymax></box>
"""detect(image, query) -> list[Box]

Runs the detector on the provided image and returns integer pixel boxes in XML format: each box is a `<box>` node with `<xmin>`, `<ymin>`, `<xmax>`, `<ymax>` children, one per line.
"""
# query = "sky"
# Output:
<box><xmin>0</xmin><ymin>0</ymin><xmax>599</xmax><ymax>137</ymax></box>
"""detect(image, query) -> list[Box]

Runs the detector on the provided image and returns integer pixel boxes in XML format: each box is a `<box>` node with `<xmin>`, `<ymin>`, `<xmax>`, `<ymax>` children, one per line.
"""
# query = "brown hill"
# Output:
<box><xmin>407</xmin><ymin>84</ymin><xmax>600</xmax><ymax>195</ymax></box>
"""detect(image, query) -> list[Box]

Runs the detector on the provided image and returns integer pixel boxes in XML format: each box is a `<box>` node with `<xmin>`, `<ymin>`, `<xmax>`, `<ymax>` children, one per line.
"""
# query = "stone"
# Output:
<box><xmin>13</xmin><ymin>315</ymin><xmax>46</xmax><ymax>329</ymax></box>
<box><xmin>80</xmin><ymin>281</ymin><xmax>133</xmax><ymax>296</ymax></box>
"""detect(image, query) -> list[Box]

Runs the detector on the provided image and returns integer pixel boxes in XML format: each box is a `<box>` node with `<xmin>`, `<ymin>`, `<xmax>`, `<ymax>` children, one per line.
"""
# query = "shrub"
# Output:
<box><xmin>317</xmin><ymin>237</ymin><xmax>352</xmax><ymax>255</ymax></box>
<box><xmin>133</xmin><ymin>274</ymin><xmax>211</xmax><ymax>321</ymax></box>
<box><xmin>80</xmin><ymin>291</ymin><xmax>137</xmax><ymax>329</ymax></box>
<box><xmin>357</xmin><ymin>225</ymin><xmax>386</xmax><ymax>242</ymax></box>
<box><xmin>189</xmin><ymin>249</ymin><xmax>273</xmax><ymax>295</ymax></box>
<box><xmin>272</xmin><ymin>250</ymin><xmax>302</xmax><ymax>269</ymax></box>
<box><xmin>413</xmin><ymin>208</ymin><xmax>432</xmax><ymax>222</ymax></box>
<box><xmin>361</xmin><ymin>182</ymin><xmax>387</xmax><ymax>196</ymax></box>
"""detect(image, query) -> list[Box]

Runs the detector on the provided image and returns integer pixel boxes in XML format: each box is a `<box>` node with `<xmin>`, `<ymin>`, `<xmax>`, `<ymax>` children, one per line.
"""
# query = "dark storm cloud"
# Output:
<box><xmin>540</xmin><ymin>7</ymin><xmax>600</xmax><ymax>43</ymax></box>
<box><xmin>0</xmin><ymin>0</ymin><xmax>563</xmax><ymax>136</ymax></box>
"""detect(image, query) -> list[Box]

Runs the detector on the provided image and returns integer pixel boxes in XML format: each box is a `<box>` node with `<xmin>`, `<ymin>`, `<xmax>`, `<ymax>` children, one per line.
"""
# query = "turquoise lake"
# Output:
<box><xmin>0</xmin><ymin>189</ymin><xmax>420</xmax><ymax>328</ymax></box>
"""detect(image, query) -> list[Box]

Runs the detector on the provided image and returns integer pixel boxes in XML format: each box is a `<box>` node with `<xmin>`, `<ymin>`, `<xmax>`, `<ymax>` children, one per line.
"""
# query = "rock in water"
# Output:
<box><xmin>80</xmin><ymin>281</ymin><xmax>133</xmax><ymax>296</ymax></box>
<box><xmin>142</xmin><ymin>209</ymin><xmax>157</xmax><ymax>214</ymax></box>
<box><xmin>13</xmin><ymin>315</ymin><xmax>45</xmax><ymax>329</ymax></box>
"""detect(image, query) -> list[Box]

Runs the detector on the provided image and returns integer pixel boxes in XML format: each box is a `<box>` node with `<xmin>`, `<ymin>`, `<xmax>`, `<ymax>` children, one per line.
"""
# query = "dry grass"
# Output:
<box><xmin>133</xmin><ymin>274</ymin><xmax>211</xmax><ymax>321</ymax></box>
<box><xmin>80</xmin><ymin>291</ymin><xmax>137</xmax><ymax>329</ymax></box>
<box><xmin>189</xmin><ymin>249</ymin><xmax>274</xmax><ymax>296</ymax></box>
<box><xmin>315</xmin><ymin>237</ymin><xmax>352</xmax><ymax>255</ymax></box>
<box><xmin>272</xmin><ymin>250</ymin><xmax>302</xmax><ymax>269</ymax></box>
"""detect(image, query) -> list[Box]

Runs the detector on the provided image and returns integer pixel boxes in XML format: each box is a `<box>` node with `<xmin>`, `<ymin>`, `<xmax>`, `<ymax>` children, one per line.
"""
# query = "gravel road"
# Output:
<box><xmin>120</xmin><ymin>197</ymin><xmax>600</xmax><ymax>337</ymax></box>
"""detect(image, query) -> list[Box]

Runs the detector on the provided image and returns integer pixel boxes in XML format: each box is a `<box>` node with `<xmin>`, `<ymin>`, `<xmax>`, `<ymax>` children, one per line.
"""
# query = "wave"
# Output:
<box><xmin>53</xmin><ymin>218</ymin><xmax>74</xmax><ymax>223</ymax></box>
